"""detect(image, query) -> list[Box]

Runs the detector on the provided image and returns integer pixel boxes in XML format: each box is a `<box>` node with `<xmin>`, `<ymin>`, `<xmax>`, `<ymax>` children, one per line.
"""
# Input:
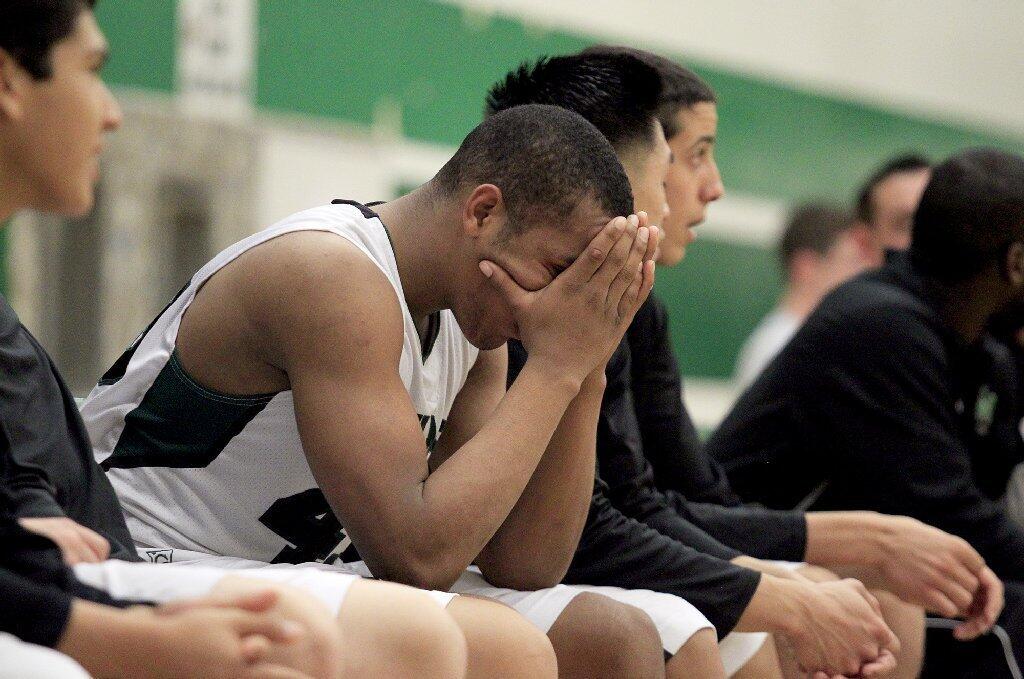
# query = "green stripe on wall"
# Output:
<box><xmin>95</xmin><ymin>0</ymin><xmax>176</xmax><ymax>92</ymax></box>
<box><xmin>658</xmin><ymin>240</ymin><xmax>781</xmax><ymax>378</ymax></box>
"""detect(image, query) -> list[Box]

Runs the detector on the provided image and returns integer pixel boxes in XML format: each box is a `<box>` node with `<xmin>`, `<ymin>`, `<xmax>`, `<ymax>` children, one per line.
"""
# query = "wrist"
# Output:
<box><xmin>522</xmin><ymin>354</ymin><xmax>585</xmax><ymax>394</ymax></box>
<box><xmin>58</xmin><ymin>602</ymin><xmax>158</xmax><ymax>678</ymax></box>
<box><xmin>805</xmin><ymin>510</ymin><xmax>888</xmax><ymax>568</ymax></box>
<box><xmin>739</xmin><ymin>574</ymin><xmax>805</xmax><ymax>636</ymax></box>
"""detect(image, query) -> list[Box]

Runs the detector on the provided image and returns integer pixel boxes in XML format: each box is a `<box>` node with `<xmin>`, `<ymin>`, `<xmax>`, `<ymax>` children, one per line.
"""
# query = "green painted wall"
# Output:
<box><xmin>91</xmin><ymin>0</ymin><xmax>1024</xmax><ymax>378</ymax></box>
<box><xmin>95</xmin><ymin>1</ymin><xmax>176</xmax><ymax>92</ymax></box>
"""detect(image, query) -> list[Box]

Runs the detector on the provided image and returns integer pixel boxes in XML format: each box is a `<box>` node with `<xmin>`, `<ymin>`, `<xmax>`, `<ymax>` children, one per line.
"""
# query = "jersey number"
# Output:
<box><xmin>259</xmin><ymin>489</ymin><xmax>360</xmax><ymax>564</ymax></box>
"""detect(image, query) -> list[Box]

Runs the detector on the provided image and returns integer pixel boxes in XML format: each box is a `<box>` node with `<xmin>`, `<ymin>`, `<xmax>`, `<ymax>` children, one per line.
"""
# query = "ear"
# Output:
<box><xmin>1005</xmin><ymin>241</ymin><xmax>1024</xmax><ymax>287</ymax></box>
<box><xmin>0</xmin><ymin>47</ymin><xmax>29</xmax><ymax>122</ymax></box>
<box><xmin>461</xmin><ymin>184</ymin><xmax>506</xmax><ymax>238</ymax></box>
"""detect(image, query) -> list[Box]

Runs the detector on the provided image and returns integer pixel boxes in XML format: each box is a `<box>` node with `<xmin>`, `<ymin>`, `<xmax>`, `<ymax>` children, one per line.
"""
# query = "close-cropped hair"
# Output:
<box><xmin>485</xmin><ymin>53</ymin><xmax>662</xmax><ymax>156</ymax></box>
<box><xmin>1</xmin><ymin>0</ymin><xmax>96</xmax><ymax>80</ymax></box>
<box><xmin>910</xmin><ymin>148</ymin><xmax>1024</xmax><ymax>283</ymax></box>
<box><xmin>580</xmin><ymin>45</ymin><xmax>715</xmax><ymax>139</ymax></box>
<box><xmin>854</xmin><ymin>153</ymin><xmax>931</xmax><ymax>224</ymax></box>
<box><xmin>434</xmin><ymin>104</ymin><xmax>633</xmax><ymax>233</ymax></box>
<box><xmin>779</xmin><ymin>202</ymin><xmax>854</xmax><ymax>274</ymax></box>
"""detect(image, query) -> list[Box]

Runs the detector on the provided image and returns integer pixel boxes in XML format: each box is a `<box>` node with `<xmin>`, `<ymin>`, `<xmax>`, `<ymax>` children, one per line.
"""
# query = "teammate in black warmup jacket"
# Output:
<box><xmin>710</xmin><ymin>149</ymin><xmax>1024</xmax><ymax>674</ymax></box>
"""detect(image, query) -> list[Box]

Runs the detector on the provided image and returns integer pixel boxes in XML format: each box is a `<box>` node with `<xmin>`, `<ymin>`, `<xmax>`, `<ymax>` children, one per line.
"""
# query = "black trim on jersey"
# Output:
<box><xmin>101</xmin><ymin>350</ymin><xmax>276</xmax><ymax>470</ymax></box>
<box><xmin>331</xmin><ymin>198</ymin><xmax>380</xmax><ymax>220</ymax></box>
<box><xmin>98</xmin><ymin>280</ymin><xmax>192</xmax><ymax>386</ymax></box>
<box><xmin>331</xmin><ymin>198</ymin><xmax>441</xmax><ymax>363</ymax></box>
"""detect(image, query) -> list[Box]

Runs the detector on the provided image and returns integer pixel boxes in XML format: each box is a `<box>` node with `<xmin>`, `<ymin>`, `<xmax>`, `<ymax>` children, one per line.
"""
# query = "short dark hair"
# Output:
<box><xmin>910</xmin><ymin>148</ymin><xmax>1024</xmax><ymax>283</ymax></box>
<box><xmin>1</xmin><ymin>0</ymin><xmax>96</xmax><ymax>80</ymax></box>
<box><xmin>434</xmin><ymin>104</ymin><xmax>633</xmax><ymax>232</ymax></box>
<box><xmin>580</xmin><ymin>45</ymin><xmax>715</xmax><ymax>139</ymax></box>
<box><xmin>854</xmin><ymin>153</ymin><xmax>931</xmax><ymax>224</ymax></box>
<box><xmin>485</xmin><ymin>53</ymin><xmax>662</xmax><ymax>157</ymax></box>
<box><xmin>779</xmin><ymin>202</ymin><xmax>855</xmax><ymax>274</ymax></box>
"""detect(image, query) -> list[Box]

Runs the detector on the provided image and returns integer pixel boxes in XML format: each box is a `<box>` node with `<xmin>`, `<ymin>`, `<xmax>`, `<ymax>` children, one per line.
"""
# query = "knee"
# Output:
<box><xmin>554</xmin><ymin>593</ymin><xmax>665</xmax><ymax>679</ymax></box>
<box><xmin>452</xmin><ymin>596</ymin><xmax>556</xmax><ymax>679</ymax></box>
<box><xmin>670</xmin><ymin>628</ymin><xmax>726</xmax><ymax>679</ymax></box>
<box><xmin>362</xmin><ymin>589</ymin><xmax>468</xmax><ymax>679</ymax></box>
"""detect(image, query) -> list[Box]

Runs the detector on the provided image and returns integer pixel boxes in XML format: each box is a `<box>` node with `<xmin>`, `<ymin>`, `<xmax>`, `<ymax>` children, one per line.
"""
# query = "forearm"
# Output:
<box><xmin>56</xmin><ymin>601</ymin><xmax>155</xmax><ymax>678</ymax></box>
<box><xmin>368</xmin><ymin>357</ymin><xmax>581</xmax><ymax>588</ymax></box>
<box><xmin>476</xmin><ymin>368</ymin><xmax>605</xmax><ymax>589</ymax></box>
<box><xmin>804</xmin><ymin>511</ymin><xmax>894</xmax><ymax>571</ymax></box>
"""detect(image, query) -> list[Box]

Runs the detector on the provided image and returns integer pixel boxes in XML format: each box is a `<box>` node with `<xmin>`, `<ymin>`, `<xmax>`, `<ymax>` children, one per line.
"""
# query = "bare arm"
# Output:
<box><xmin>269</xmin><ymin>218</ymin><xmax>652</xmax><ymax>590</ymax></box>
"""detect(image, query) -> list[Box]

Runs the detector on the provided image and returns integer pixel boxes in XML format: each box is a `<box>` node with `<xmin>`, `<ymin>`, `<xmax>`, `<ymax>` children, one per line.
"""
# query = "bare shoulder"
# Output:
<box><xmin>236</xmin><ymin>230</ymin><xmax>405</xmax><ymax>368</ymax></box>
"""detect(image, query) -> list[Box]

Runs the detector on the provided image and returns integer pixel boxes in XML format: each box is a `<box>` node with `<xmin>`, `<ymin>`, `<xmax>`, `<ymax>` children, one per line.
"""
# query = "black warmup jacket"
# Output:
<box><xmin>708</xmin><ymin>253</ymin><xmax>1024</xmax><ymax>580</ymax></box>
<box><xmin>0</xmin><ymin>294</ymin><xmax>136</xmax><ymax>561</ymax></box>
<box><xmin>508</xmin><ymin>295</ymin><xmax>809</xmax><ymax>635</ymax></box>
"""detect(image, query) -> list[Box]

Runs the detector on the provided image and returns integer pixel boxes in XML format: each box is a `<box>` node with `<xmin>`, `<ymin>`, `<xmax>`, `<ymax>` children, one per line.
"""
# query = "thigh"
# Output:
<box><xmin>0</xmin><ymin>633</ymin><xmax>92</xmax><ymax>679</ymax></box>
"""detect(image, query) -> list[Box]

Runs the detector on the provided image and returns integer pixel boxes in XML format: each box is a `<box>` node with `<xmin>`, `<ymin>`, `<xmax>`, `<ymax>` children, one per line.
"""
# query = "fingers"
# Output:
<box><xmin>923</xmin><ymin>587</ymin><xmax>963</xmax><ymax>619</ymax></box>
<box><xmin>562</xmin><ymin>216</ymin><xmax>628</xmax><ymax>283</ymax></box>
<box><xmin>859</xmin><ymin>649</ymin><xmax>897</xmax><ymax>677</ymax></box>
<box><xmin>240</xmin><ymin>635</ymin><xmax>272</xmax><ymax>664</ymax></box>
<box><xmin>591</xmin><ymin>215</ymin><xmax>638</xmax><ymax>289</ymax></box>
<box><xmin>235</xmin><ymin>614</ymin><xmax>305</xmax><ymax>645</ymax></box>
<box><xmin>479</xmin><ymin>260</ymin><xmax>528</xmax><ymax>310</ymax></box>
<box><xmin>955</xmin><ymin>567</ymin><xmax>1004</xmax><ymax>640</ymax></box>
<box><xmin>606</xmin><ymin>225</ymin><xmax>649</xmax><ymax>312</ymax></box>
<box><xmin>979</xmin><ymin>566</ymin><xmax>1005</xmax><ymax>627</ymax></box>
<box><xmin>78</xmin><ymin>525</ymin><xmax>111</xmax><ymax>562</ymax></box>
<box><xmin>157</xmin><ymin>589</ymin><xmax>280</xmax><ymax>616</ymax></box>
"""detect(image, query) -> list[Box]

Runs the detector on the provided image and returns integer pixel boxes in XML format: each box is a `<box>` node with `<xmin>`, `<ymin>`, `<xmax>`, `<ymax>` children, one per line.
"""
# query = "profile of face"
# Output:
<box><xmin>0</xmin><ymin>9</ymin><xmax>122</xmax><ymax>217</ymax></box>
<box><xmin>868</xmin><ymin>168</ymin><xmax>931</xmax><ymax>253</ymax></box>
<box><xmin>623</xmin><ymin>121</ymin><xmax>671</xmax><ymax>231</ymax></box>
<box><xmin>660</xmin><ymin>102</ymin><xmax>725</xmax><ymax>266</ymax></box>
<box><xmin>450</xmin><ymin>185</ymin><xmax>612</xmax><ymax>349</ymax></box>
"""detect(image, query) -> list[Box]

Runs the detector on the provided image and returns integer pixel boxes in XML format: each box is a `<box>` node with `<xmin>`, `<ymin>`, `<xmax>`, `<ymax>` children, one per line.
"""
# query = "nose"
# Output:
<box><xmin>702</xmin><ymin>162</ymin><xmax>725</xmax><ymax>202</ymax></box>
<box><xmin>103</xmin><ymin>85</ymin><xmax>123</xmax><ymax>131</ymax></box>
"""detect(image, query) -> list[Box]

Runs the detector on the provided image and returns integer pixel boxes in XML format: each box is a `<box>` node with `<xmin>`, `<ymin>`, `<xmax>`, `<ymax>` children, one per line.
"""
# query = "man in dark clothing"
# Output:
<box><xmin>709</xmin><ymin>149</ymin><xmax>1024</xmax><ymax>672</ymax></box>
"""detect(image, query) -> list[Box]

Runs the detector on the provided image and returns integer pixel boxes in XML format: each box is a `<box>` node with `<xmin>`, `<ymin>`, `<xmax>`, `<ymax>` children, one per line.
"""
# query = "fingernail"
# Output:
<box><xmin>628</xmin><ymin>214</ymin><xmax>639</xmax><ymax>228</ymax></box>
<box><xmin>479</xmin><ymin>261</ymin><xmax>493</xmax><ymax>277</ymax></box>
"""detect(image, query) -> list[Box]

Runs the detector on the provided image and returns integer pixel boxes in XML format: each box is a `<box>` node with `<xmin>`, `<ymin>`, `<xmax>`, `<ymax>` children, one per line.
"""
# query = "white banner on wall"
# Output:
<box><xmin>177</xmin><ymin>0</ymin><xmax>256</xmax><ymax>120</ymax></box>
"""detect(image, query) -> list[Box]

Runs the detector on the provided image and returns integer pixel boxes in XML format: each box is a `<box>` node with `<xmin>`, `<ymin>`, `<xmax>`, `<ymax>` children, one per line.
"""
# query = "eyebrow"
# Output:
<box><xmin>690</xmin><ymin>135</ymin><xmax>716</xmax><ymax>149</ymax></box>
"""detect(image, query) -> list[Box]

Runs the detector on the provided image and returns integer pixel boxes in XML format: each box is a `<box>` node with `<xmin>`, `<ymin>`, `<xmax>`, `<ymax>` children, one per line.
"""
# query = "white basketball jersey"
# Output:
<box><xmin>83</xmin><ymin>201</ymin><xmax>478</xmax><ymax>564</ymax></box>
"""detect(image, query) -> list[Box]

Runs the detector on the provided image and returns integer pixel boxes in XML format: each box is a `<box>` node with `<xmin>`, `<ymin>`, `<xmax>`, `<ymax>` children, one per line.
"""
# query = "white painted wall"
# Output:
<box><xmin>447</xmin><ymin>0</ymin><xmax>1024</xmax><ymax>139</ymax></box>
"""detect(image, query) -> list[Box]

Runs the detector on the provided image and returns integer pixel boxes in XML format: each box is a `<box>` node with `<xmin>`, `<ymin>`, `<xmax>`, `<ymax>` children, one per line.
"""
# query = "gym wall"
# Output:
<box><xmin>10</xmin><ymin>0</ymin><xmax>1024</xmax><ymax>424</ymax></box>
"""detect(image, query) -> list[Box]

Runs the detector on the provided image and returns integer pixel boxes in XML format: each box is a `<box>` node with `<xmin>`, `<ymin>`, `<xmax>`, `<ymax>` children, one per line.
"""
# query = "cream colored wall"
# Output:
<box><xmin>446</xmin><ymin>0</ymin><xmax>1024</xmax><ymax>137</ymax></box>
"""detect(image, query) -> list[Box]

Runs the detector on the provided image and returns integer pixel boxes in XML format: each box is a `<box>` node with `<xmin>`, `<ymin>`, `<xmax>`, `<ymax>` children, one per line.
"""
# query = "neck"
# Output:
<box><xmin>780</xmin><ymin>282</ymin><xmax>822</xmax><ymax>320</ymax></box>
<box><xmin>936</xmin><ymin>275</ymin><xmax>1004</xmax><ymax>345</ymax></box>
<box><xmin>373</xmin><ymin>184</ymin><xmax>456</xmax><ymax>324</ymax></box>
<box><xmin>0</xmin><ymin>148</ymin><xmax>29</xmax><ymax>223</ymax></box>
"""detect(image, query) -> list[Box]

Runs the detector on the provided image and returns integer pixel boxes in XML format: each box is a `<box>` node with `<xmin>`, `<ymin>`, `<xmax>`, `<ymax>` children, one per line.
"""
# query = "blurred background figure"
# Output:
<box><xmin>734</xmin><ymin>203</ymin><xmax>874</xmax><ymax>387</ymax></box>
<box><xmin>854</xmin><ymin>154</ymin><xmax>932</xmax><ymax>260</ymax></box>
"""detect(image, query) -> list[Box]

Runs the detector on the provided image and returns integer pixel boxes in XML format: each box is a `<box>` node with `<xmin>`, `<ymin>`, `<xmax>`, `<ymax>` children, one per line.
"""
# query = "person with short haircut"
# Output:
<box><xmin>503</xmin><ymin>46</ymin><xmax>1003</xmax><ymax>679</ymax></box>
<box><xmin>709</xmin><ymin>148</ymin><xmax>1024</xmax><ymax>673</ymax></box>
<box><xmin>0</xmin><ymin>2</ymin><xmax>480</xmax><ymax>678</ymax></box>
<box><xmin>854</xmin><ymin>154</ymin><xmax>932</xmax><ymax>257</ymax></box>
<box><xmin>81</xmin><ymin>94</ymin><xmax>687</xmax><ymax>675</ymax></box>
<box><xmin>735</xmin><ymin>202</ymin><xmax>875</xmax><ymax>387</ymax></box>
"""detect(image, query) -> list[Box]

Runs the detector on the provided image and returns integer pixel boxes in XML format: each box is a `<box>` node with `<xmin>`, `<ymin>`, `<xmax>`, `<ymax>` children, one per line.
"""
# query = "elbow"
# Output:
<box><xmin>475</xmin><ymin>549</ymin><xmax>569</xmax><ymax>591</ymax></box>
<box><xmin>370</xmin><ymin>550</ymin><xmax>466</xmax><ymax>592</ymax></box>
